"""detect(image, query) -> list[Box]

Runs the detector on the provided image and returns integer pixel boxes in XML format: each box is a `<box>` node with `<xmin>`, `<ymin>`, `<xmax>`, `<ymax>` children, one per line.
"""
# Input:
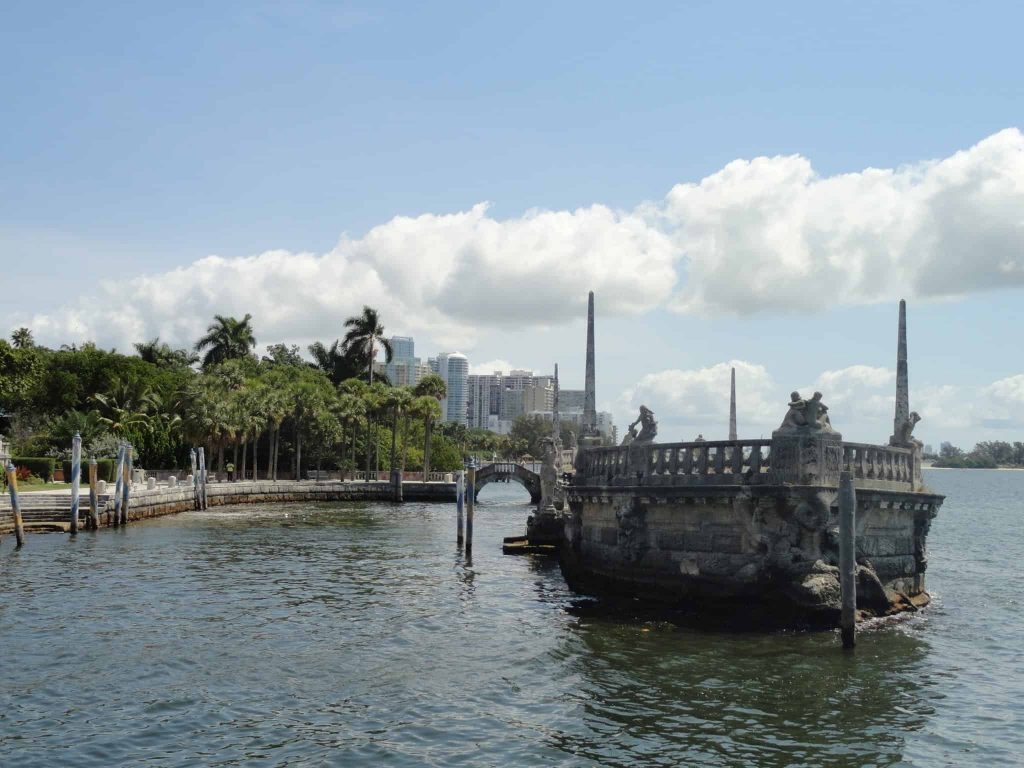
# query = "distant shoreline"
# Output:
<box><xmin>924</xmin><ymin>464</ymin><xmax>1024</xmax><ymax>471</ymax></box>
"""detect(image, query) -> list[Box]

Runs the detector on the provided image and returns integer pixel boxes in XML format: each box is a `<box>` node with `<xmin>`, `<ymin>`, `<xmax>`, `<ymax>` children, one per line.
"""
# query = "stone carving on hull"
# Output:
<box><xmin>628</xmin><ymin>405</ymin><xmax>658</xmax><ymax>444</ymax></box>
<box><xmin>537</xmin><ymin>437</ymin><xmax>560</xmax><ymax>514</ymax></box>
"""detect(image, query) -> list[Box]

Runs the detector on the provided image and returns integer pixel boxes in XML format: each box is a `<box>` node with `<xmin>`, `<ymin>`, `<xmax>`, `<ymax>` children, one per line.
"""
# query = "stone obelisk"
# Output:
<box><xmin>892</xmin><ymin>299</ymin><xmax>909</xmax><ymax>442</ymax></box>
<box><xmin>729</xmin><ymin>367</ymin><xmax>737</xmax><ymax>441</ymax></box>
<box><xmin>583</xmin><ymin>291</ymin><xmax>597</xmax><ymax>436</ymax></box>
<box><xmin>552</xmin><ymin>363</ymin><xmax>561</xmax><ymax>442</ymax></box>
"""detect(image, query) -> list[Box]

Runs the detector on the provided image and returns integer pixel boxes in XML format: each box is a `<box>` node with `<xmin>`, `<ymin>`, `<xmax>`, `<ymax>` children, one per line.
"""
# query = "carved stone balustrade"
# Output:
<box><xmin>574</xmin><ymin>438</ymin><xmax>921</xmax><ymax>492</ymax></box>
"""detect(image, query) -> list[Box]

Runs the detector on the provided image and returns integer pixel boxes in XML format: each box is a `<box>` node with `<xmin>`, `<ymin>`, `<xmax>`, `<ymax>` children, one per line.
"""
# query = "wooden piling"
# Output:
<box><xmin>121</xmin><ymin>444</ymin><xmax>133</xmax><ymax>524</ymax></box>
<box><xmin>466</xmin><ymin>466</ymin><xmax>476</xmax><ymax>554</ymax></box>
<box><xmin>87</xmin><ymin>458</ymin><xmax>99</xmax><ymax>530</ymax></box>
<box><xmin>456</xmin><ymin>470</ymin><xmax>464</xmax><ymax>546</ymax></box>
<box><xmin>5</xmin><ymin>461</ymin><xmax>26</xmax><ymax>548</ymax></box>
<box><xmin>69</xmin><ymin>431</ymin><xmax>81</xmax><ymax>535</ymax></box>
<box><xmin>112</xmin><ymin>442</ymin><xmax>125</xmax><ymax>527</ymax></box>
<box><xmin>839</xmin><ymin>470</ymin><xmax>857</xmax><ymax>649</ymax></box>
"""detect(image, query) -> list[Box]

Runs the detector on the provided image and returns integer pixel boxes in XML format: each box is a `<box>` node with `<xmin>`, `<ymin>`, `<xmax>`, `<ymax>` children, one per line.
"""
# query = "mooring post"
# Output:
<box><xmin>198</xmin><ymin>447</ymin><xmax>208</xmax><ymax>510</ymax></box>
<box><xmin>189</xmin><ymin>448</ymin><xmax>198</xmax><ymax>510</ymax></box>
<box><xmin>456</xmin><ymin>470</ymin><xmax>465</xmax><ymax>546</ymax></box>
<box><xmin>87</xmin><ymin>458</ymin><xmax>99</xmax><ymax>530</ymax></box>
<box><xmin>839</xmin><ymin>470</ymin><xmax>857</xmax><ymax>649</ymax></box>
<box><xmin>5</xmin><ymin>461</ymin><xmax>26</xmax><ymax>548</ymax></box>
<box><xmin>121</xmin><ymin>444</ymin><xmax>133</xmax><ymax>525</ymax></box>
<box><xmin>466</xmin><ymin>465</ymin><xmax>476</xmax><ymax>554</ymax></box>
<box><xmin>112</xmin><ymin>442</ymin><xmax>125</xmax><ymax>527</ymax></box>
<box><xmin>69</xmin><ymin>431</ymin><xmax>82</xmax><ymax>535</ymax></box>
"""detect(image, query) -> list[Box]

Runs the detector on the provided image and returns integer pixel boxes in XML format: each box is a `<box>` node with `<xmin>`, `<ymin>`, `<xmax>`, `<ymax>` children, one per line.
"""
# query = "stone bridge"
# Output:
<box><xmin>475</xmin><ymin>462</ymin><xmax>541</xmax><ymax>504</ymax></box>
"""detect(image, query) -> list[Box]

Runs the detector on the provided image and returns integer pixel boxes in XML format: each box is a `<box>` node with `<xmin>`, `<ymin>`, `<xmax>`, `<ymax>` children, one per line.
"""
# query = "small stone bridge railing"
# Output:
<box><xmin>575</xmin><ymin>438</ymin><xmax>919</xmax><ymax>491</ymax></box>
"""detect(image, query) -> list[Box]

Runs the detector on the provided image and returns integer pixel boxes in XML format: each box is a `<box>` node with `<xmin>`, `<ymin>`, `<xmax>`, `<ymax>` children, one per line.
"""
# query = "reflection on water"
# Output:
<box><xmin>1</xmin><ymin>471</ymin><xmax>1022</xmax><ymax>766</ymax></box>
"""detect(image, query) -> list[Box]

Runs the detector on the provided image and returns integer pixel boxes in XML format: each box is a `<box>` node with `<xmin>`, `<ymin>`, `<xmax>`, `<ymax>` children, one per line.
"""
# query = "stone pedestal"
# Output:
<box><xmin>769</xmin><ymin>429</ymin><xmax>844</xmax><ymax>486</ymax></box>
<box><xmin>97</xmin><ymin>480</ymin><xmax>107</xmax><ymax>494</ymax></box>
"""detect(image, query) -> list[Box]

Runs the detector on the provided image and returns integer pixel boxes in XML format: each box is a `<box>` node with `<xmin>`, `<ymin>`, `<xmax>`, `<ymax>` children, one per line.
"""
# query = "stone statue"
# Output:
<box><xmin>777</xmin><ymin>391</ymin><xmax>835</xmax><ymax>434</ymax></box>
<box><xmin>891</xmin><ymin>411</ymin><xmax>922</xmax><ymax>448</ymax></box>
<box><xmin>628</xmin><ymin>405</ymin><xmax>658</xmax><ymax>444</ymax></box>
<box><xmin>538</xmin><ymin>436</ymin><xmax>560</xmax><ymax>514</ymax></box>
<box><xmin>620</xmin><ymin>424</ymin><xmax>638</xmax><ymax>446</ymax></box>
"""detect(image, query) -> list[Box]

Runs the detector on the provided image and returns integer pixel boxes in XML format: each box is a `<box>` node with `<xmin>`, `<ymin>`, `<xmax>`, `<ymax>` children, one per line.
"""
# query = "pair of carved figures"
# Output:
<box><xmin>892</xmin><ymin>411</ymin><xmax>923</xmax><ymax>449</ymax></box>
<box><xmin>621</xmin><ymin>405</ymin><xmax>658</xmax><ymax>446</ymax></box>
<box><xmin>777</xmin><ymin>391</ymin><xmax>835</xmax><ymax>433</ymax></box>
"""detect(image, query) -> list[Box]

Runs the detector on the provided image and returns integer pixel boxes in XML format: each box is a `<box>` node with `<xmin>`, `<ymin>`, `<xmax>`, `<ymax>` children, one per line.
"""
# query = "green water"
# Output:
<box><xmin>0</xmin><ymin>469</ymin><xmax>1020</xmax><ymax>766</ymax></box>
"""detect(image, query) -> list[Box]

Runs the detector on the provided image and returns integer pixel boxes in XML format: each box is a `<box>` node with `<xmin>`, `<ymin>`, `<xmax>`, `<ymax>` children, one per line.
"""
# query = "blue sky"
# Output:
<box><xmin>3</xmin><ymin>1</ymin><xmax>1023</xmax><ymax>447</ymax></box>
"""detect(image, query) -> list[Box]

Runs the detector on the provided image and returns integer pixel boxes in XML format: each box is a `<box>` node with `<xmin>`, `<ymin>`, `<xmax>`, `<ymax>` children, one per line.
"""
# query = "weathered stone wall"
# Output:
<box><xmin>562</xmin><ymin>483</ymin><xmax>942</xmax><ymax>623</ymax></box>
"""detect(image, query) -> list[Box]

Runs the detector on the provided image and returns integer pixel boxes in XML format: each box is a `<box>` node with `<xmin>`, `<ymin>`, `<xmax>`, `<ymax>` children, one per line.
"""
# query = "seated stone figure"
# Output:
<box><xmin>620</xmin><ymin>423</ymin><xmax>638</xmax><ymax>446</ymax></box>
<box><xmin>628</xmin><ymin>405</ymin><xmax>658</xmax><ymax>444</ymax></box>
<box><xmin>891</xmin><ymin>411</ymin><xmax>923</xmax><ymax>448</ymax></box>
<box><xmin>777</xmin><ymin>391</ymin><xmax>835</xmax><ymax>433</ymax></box>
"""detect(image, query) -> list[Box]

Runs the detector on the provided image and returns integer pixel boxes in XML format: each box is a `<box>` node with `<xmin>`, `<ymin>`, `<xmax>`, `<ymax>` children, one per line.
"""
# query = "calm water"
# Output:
<box><xmin>1</xmin><ymin>469</ymin><xmax>1021</xmax><ymax>767</ymax></box>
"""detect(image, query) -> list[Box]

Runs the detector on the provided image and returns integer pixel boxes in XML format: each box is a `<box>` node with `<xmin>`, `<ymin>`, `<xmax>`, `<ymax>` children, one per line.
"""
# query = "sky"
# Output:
<box><xmin>2</xmin><ymin>1</ymin><xmax>1023</xmax><ymax>448</ymax></box>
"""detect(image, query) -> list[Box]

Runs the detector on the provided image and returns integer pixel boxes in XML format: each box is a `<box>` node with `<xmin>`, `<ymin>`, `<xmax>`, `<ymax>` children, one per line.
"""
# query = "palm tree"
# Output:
<box><xmin>135</xmin><ymin>337</ymin><xmax>198</xmax><ymax>368</ymax></box>
<box><xmin>384</xmin><ymin>387</ymin><xmax>413</xmax><ymax>471</ymax></box>
<box><xmin>11</xmin><ymin>327</ymin><xmax>34</xmax><ymax>349</ymax></box>
<box><xmin>308</xmin><ymin>340</ymin><xmax>362</xmax><ymax>386</ymax></box>
<box><xmin>413</xmin><ymin>373</ymin><xmax>447</xmax><ymax>401</ymax></box>
<box><xmin>91</xmin><ymin>381</ymin><xmax>159</xmax><ymax>436</ymax></box>
<box><xmin>412</xmin><ymin>396</ymin><xmax>442</xmax><ymax>479</ymax></box>
<box><xmin>342</xmin><ymin>306</ymin><xmax>392</xmax><ymax>383</ymax></box>
<box><xmin>333</xmin><ymin>392</ymin><xmax>364</xmax><ymax>480</ymax></box>
<box><xmin>194</xmin><ymin>314</ymin><xmax>257</xmax><ymax>370</ymax></box>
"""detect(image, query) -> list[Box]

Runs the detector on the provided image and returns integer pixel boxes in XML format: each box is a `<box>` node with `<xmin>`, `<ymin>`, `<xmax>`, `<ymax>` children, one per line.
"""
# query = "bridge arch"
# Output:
<box><xmin>474</xmin><ymin>462</ymin><xmax>541</xmax><ymax>504</ymax></box>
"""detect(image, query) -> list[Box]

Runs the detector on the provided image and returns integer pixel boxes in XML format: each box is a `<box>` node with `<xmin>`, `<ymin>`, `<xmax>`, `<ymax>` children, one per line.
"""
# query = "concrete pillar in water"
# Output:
<box><xmin>190</xmin><ymin>449</ymin><xmax>199</xmax><ymax>511</ymax></box>
<box><xmin>112</xmin><ymin>442</ymin><xmax>125</xmax><ymax>527</ymax></box>
<box><xmin>583</xmin><ymin>291</ymin><xmax>596</xmax><ymax>436</ymax></box>
<box><xmin>892</xmin><ymin>299</ymin><xmax>909</xmax><ymax>442</ymax></box>
<box><xmin>121</xmin><ymin>444</ymin><xmax>133</xmax><ymax>524</ymax></box>
<box><xmin>729</xmin><ymin>367</ymin><xmax>737</xmax><ymax>441</ymax></box>
<box><xmin>466</xmin><ymin>466</ymin><xmax>476</xmax><ymax>554</ymax></box>
<box><xmin>69</xmin><ymin>431</ymin><xmax>81</xmax><ymax>535</ymax></box>
<box><xmin>456</xmin><ymin>470</ymin><xmax>465</xmax><ymax>546</ymax></box>
<box><xmin>839</xmin><ymin>471</ymin><xmax>857</xmax><ymax>649</ymax></box>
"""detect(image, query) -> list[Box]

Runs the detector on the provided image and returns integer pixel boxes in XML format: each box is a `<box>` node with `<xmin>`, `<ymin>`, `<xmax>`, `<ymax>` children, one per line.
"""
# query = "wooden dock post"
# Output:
<box><xmin>70</xmin><ymin>431</ymin><xmax>81</xmax><ymax>535</ymax></box>
<box><xmin>87</xmin><ymin>458</ymin><xmax>99</xmax><ymax>530</ymax></box>
<box><xmin>121</xmin><ymin>444</ymin><xmax>133</xmax><ymax>524</ymax></box>
<box><xmin>839</xmin><ymin>470</ymin><xmax>857</xmax><ymax>649</ymax></box>
<box><xmin>112</xmin><ymin>442</ymin><xmax>125</xmax><ymax>527</ymax></box>
<box><xmin>456</xmin><ymin>470</ymin><xmax>465</xmax><ymax>546</ymax></box>
<box><xmin>5</xmin><ymin>461</ymin><xmax>26</xmax><ymax>548</ymax></box>
<box><xmin>466</xmin><ymin>466</ymin><xmax>476</xmax><ymax>554</ymax></box>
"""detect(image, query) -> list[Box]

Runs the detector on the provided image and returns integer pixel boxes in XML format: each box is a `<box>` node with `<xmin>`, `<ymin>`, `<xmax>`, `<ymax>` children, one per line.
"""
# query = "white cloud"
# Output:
<box><xmin>11</xmin><ymin>129</ymin><xmax>1024</xmax><ymax>350</ymax></box>
<box><xmin>660</xmin><ymin>128</ymin><xmax>1024</xmax><ymax>315</ymax></box>
<box><xmin>469</xmin><ymin>359</ymin><xmax>517</xmax><ymax>375</ymax></box>
<box><xmin>621</xmin><ymin>360</ymin><xmax>777</xmax><ymax>440</ymax></box>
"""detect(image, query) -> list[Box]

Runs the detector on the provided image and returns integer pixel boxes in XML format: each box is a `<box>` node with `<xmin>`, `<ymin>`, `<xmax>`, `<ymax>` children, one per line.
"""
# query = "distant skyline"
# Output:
<box><xmin>3</xmin><ymin>1</ymin><xmax>1023</xmax><ymax>448</ymax></box>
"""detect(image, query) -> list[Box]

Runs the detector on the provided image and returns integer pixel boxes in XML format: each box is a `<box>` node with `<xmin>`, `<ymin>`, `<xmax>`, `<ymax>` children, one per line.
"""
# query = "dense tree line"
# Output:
<box><xmin>932</xmin><ymin>440</ymin><xmax>1024</xmax><ymax>469</ymax></box>
<box><xmin>0</xmin><ymin>309</ymin><xmax>528</xmax><ymax>479</ymax></box>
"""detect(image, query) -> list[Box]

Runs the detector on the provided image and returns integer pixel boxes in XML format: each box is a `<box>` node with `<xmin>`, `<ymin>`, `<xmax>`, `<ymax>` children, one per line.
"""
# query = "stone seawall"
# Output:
<box><xmin>561</xmin><ymin>483</ymin><xmax>943</xmax><ymax>627</ymax></box>
<box><xmin>0</xmin><ymin>480</ymin><xmax>457</xmax><ymax>534</ymax></box>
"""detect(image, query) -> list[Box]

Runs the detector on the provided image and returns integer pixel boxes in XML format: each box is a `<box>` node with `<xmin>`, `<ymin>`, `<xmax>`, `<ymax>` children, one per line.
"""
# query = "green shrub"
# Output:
<box><xmin>12</xmin><ymin>457</ymin><xmax>56</xmax><ymax>482</ymax></box>
<box><xmin>61</xmin><ymin>458</ymin><xmax>117</xmax><ymax>483</ymax></box>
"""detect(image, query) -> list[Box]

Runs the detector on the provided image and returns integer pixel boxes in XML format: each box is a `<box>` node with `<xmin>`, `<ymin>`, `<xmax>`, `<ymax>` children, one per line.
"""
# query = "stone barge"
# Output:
<box><xmin>533</xmin><ymin>296</ymin><xmax>943</xmax><ymax>627</ymax></box>
<box><xmin>561</xmin><ymin>435</ymin><xmax>941</xmax><ymax>626</ymax></box>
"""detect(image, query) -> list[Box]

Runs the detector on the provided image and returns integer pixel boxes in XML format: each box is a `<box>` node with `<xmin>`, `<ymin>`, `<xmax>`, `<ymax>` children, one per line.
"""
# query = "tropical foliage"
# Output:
<box><xmin>0</xmin><ymin>310</ymin><xmax>539</xmax><ymax>479</ymax></box>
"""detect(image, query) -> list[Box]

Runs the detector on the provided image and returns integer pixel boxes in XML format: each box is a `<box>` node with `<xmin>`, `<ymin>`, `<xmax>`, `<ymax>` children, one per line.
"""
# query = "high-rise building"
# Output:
<box><xmin>559</xmin><ymin>389</ymin><xmax>585</xmax><ymax>410</ymax></box>
<box><xmin>384</xmin><ymin>336</ymin><xmax>423</xmax><ymax>387</ymax></box>
<box><xmin>432</xmin><ymin>352</ymin><xmax>469</xmax><ymax>424</ymax></box>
